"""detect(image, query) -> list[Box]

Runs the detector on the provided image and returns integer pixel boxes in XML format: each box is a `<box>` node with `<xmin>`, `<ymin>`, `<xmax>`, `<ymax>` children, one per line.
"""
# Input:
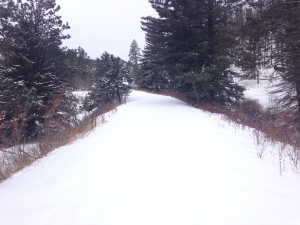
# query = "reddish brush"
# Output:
<box><xmin>157</xmin><ymin>89</ymin><xmax>300</xmax><ymax>173</ymax></box>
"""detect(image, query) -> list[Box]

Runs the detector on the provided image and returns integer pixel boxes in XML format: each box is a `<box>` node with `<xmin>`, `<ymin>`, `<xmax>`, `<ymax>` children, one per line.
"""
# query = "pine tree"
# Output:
<box><xmin>248</xmin><ymin>0</ymin><xmax>300</xmax><ymax>116</ymax></box>
<box><xmin>236</xmin><ymin>3</ymin><xmax>268</xmax><ymax>83</ymax></box>
<box><xmin>0</xmin><ymin>0</ymin><xmax>14</xmax><ymax>20</ymax></box>
<box><xmin>66</xmin><ymin>46</ymin><xmax>93</xmax><ymax>90</ymax></box>
<box><xmin>83</xmin><ymin>52</ymin><xmax>132</xmax><ymax>111</ymax></box>
<box><xmin>269</xmin><ymin>0</ymin><xmax>300</xmax><ymax>116</ymax></box>
<box><xmin>0</xmin><ymin>0</ymin><xmax>76</xmax><ymax>139</ymax></box>
<box><xmin>136</xmin><ymin>40</ymin><xmax>169</xmax><ymax>92</ymax></box>
<box><xmin>136</xmin><ymin>60</ymin><xmax>169</xmax><ymax>92</ymax></box>
<box><xmin>141</xmin><ymin>0</ymin><xmax>244</xmax><ymax>105</ymax></box>
<box><xmin>128</xmin><ymin>39</ymin><xmax>141</xmax><ymax>82</ymax></box>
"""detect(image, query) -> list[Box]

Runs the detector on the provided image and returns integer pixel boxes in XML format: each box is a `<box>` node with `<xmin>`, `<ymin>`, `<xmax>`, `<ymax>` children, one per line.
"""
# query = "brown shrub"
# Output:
<box><xmin>0</xmin><ymin>97</ymin><xmax>121</xmax><ymax>183</ymax></box>
<box><xmin>157</xmin><ymin>90</ymin><xmax>300</xmax><ymax>173</ymax></box>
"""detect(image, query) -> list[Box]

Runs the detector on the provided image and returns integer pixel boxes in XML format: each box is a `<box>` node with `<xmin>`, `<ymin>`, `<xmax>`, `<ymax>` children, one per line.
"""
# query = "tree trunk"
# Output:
<box><xmin>116</xmin><ymin>86</ymin><xmax>121</xmax><ymax>104</ymax></box>
<box><xmin>253</xmin><ymin>45</ymin><xmax>259</xmax><ymax>84</ymax></box>
<box><xmin>192</xmin><ymin>82</ymin><xmax>200</xmax><ymax>105</ymax></box>
<box><xmin>296</xmin><ymin>80</ymin><xmax>300</xmax><ymax>117</ymax></box>
<box><xmin>207</xmin><ymin>0</ymin><xmax>215</xmax><ymax>57</ymax></box>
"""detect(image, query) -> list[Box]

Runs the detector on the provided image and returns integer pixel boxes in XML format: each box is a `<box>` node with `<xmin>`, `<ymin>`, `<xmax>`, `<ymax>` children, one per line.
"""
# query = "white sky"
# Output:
<box><xmin>56</xmin><ymin>0</ymin><xmax>157</xmax><ymax>60</ymax></box>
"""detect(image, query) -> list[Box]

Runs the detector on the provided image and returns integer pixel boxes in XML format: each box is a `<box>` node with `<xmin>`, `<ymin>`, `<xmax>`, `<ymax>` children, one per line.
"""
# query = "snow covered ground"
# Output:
<box><xmin>72</xmin><ymin>91</ymin><xmax>89</xmax><ymax>120</ymax></box>
<box><xmin>239</xmin><ymin>79</ymin><xmax>278</xmax><ymax>108</ymax></box>
<box><xmin>234</xmin><ymin>66</ymin><xmax>277</xmax><ymax>107</ymax></box>
<box><xmin>72</xmin><ymin>91</ymin><xmax>89</xmax><ymax>109</ymax></box>
<box><xmin>239</xmin><ymin>79</ymin><xmax>272</xmax><ymax>106</ymax></box>
<box><xmin>0</xmin><ymin>91</ymin><xmax>300</xmax><ymax>225</ymax></box>
<box><xmin>72</xmin><ymin>91</ymin><xmax>89</xmax><ymax>100</ymax></box>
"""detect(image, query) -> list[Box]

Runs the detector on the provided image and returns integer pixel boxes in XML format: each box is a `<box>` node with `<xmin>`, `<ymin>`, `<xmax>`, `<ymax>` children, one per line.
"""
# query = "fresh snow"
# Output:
<box><xmin>72</xmin><ymin>91</ymin><xmax>89</xmax><ymax>120</ymax></box>
<box><xmin>0</xmin><ymin>91</ymin><xmax>300</xmax><ymax>225</ymax></box>
<box><xmin>72</xmin><ymin>91</ymin><xmax>89</xmax><ymax>99</ymax></box>
<box><xmin>241</xmin><ymin>79</ymin><xmax>270</xmax><ymax>105</ymax></box>
<box><xmin>232</xmin><ymin>66</ymin><xmax>277</xmax><ymax>107</ymax></box>
<box><xmin>239</xmin><ymin>79</ymin><xmax>275</xmax><ymax>107</ymax></box>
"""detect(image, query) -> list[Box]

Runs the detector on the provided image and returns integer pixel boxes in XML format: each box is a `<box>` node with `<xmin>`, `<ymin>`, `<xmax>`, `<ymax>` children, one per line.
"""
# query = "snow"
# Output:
<box><xmin>239</xmin><ymin>79</ymin><xmax>273</xmax><ymax>106</ymax></box>
<box><xmin>72</xmin><ymin>91</ymin><xmax>89</xmax><ymax>118</ymax></box>
<box><xmin>234</xmin><ymin>66</ymin><xmax>277</xmax><ymax>108</ymax></box>
<box><xmin>0</xmin><ymin>91</ymin><xmax>300</xmax><ymax>225</ymax></box>
<box><xmin>72</xmin><ymin>91</ymin><xmax>89</xmax><ymax>100</ymax></box>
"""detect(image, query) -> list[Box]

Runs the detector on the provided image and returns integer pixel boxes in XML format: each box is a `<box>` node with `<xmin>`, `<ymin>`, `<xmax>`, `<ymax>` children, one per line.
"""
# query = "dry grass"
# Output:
<box><xmin>157</xmin><ymin>89</ymin><xmax>300</xmax><ymax>174</ymax></box>
<box><xmin>0</xmin><ymin>99</ymin><xmax>121</xmax><ymax>183</ymax></box>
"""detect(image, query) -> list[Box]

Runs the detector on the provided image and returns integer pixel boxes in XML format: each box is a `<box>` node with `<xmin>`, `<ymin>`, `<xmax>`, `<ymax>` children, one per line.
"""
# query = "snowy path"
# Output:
<box><xmin>0</xmin><ymin>91</ymin><xmax>300</xmax><ymax>225</ymax></box>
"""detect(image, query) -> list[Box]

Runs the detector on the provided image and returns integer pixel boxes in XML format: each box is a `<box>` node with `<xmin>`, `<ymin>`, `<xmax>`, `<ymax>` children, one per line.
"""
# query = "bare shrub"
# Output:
<box><xmin>252</xmin><ymin>130</ymin><xmax>267</xmax><ymax>158</ymax></box>
<box><xmin>158</xmin><ymin>90</ymin><xmax>300</xmax><ymax>174</ymax></box>
<box><xmin>37</xmin><ymin>99</ymin><xmax>119</xmax><ymax>157</ymax></box>
<box><xmin>0</xmin><ymin>95</ymin><xmax>121</xmax><ymax>183</ymax></box>
<box><xmin>0</xmin><ymin>144</ymin><xmax>39</xmax><ymax>181</ymax></box>
<box><xmin>0</xmin><ymin>107</ymin><xmax>28</xmax><ymax>148</ymax></box>
<box><xmin>0</xmin><ymin>169</ymin><xmax>5</xmax><ymax>181</ymax></box>
<box><xmin>277</xmin><ymin>142</ymin><xmax>287</xmax><ymax>176</ymax></box>
<box><xmin>286</xmin><ymin>146</ymin><xmax>300</xmax><ymax>172</ymax></box>
<box><xmin>0</xmin><ymin>108</ymin><xmax>40</xmax><ymax>180</ymax></box>
<box><xmin>240</xmin><ymin>99</ymin><xmax>263</xmax><ymax>117</ymax></box>
<box><xmin>159</xmin><ymin>90</ymin><xmax>191</xmax><ymax>104</ymax></box>
<box><xmin>100</xmin><ymin>115</ymin><xmax>107</xmax><ymax>124</ymax></box>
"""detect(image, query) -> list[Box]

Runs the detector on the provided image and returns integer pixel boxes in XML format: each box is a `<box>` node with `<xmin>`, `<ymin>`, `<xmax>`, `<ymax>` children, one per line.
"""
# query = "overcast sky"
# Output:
<box><xmin>56</xmin><ymin>0</ymin><xmax>157</xmax><ymax>60</ymax></box>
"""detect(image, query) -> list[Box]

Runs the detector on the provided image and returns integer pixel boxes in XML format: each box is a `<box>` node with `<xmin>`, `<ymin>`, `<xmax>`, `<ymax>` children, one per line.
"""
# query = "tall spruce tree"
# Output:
<box><xmin>265</xmin><ymin>0</ymin><xmax>300</xmax><ymax>117</ymax></box>
<box><xmin>0</xmin><ymin>0</ymin><xmax>76</xmax><ymax>139</ymax></box>
<box><xmin>65</xmin><ymin>46</ymin><xmax>93</xmax><ymax>90</ymax></box>
<box><xmin>238</xmin><ymin>11</ymin><xmax>267</xmax><ymax>83</ymax></box>
<box><xmin>244</xmin><ymin>0</ymin><xmax>300</xmax><ymax>117</ymax></box>
<box><xmin>128</xmin><ymin>39</ymin><xmax>141</xmax><ymax>82</ymax></box>
<box><xmin>83</xmin><ymin>52</ymin><xmax>132</xmax><ymax>111</ymax></box>
<box><xmin>136</xmin><ymin>39</ymin><xmax>169</xmax><ymax>92</ymax></box>
<box><xmin>141</xmin><ymin>0</ymin><xmax>244</xmax><ymax>105</ymax></box>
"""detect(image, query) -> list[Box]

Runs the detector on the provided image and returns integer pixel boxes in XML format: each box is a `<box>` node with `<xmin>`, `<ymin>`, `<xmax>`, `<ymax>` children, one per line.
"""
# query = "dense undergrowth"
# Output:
<box><xmin>160</xmin><ymin>90</ymin><xmax>300</xmax><ymax>175</ymax></box>
<box><xmin>0</xmin><ymin>100</ymin><xmax>122</xmax><ymax>183</ymax></box>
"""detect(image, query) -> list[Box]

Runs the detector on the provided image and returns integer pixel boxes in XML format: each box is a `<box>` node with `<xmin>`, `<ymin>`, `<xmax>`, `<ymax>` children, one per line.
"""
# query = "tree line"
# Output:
<box><xmin>135</xmin><ymin>0</ymin><xmax>300</xmax><ymax>121</ymax></box>
<box><xmin>0</xmin><ymin>0</ymin><xmax>134</xmax><ymax>144</ymax></box>
<box><xmin>1</xmin><ymin>0</ymin><xmax>300</xmax><ymax>144</ymax></box>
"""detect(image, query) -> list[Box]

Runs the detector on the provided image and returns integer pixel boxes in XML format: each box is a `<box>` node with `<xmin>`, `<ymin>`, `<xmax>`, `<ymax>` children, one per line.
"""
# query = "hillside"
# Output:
<box><xmin>0</xmin><ymin>90</ymin><xmax>299</xmax><ymax>225</ymax></box>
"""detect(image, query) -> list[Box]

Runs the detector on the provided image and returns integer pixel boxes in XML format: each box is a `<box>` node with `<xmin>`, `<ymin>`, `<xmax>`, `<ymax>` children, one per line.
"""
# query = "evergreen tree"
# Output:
<box><xmin>136</xmin><ymin>60</ymin><xmax>169</xmax><ymax>92</ymax></box>
<box><xmin>0</xmin><ymin>0</ymin><xmax>14</xmax><ymax>20</ymax></box>
<box><xmin>141</xmin><ymin>0</ymin><xmax>244</xmax><ymax>105</ymax></box>
<box><xmin>266</xmin><ymin>0</ymin><xmax>300</xmax><ymax>116</ymax></box>
<box><xmin>136</xmin><ymin>40</ymin><xmax>169</xmax><ymax>92</ymax></box>
<box><xmin>65</xmin><ymin>46</ymin><xmax>93</xmax><ymax>90</ymax></box>
<box><xmin>128</xmin><ymin>39</ymin><xmax>141</xmax><ymax>82</ymax></box>
<box><xmin>0</xmin><ymin>0</ymin><xmax>76</xmax><ymax>139</ymax></box>
<box><xmin>246</xmin><ymin>0</ymin><xmax>300</xmax><ymax>116</ymax></box>
<box><xmin>235</xmin><ymin>2</ymin><xmax>270</xmax><ymax>83</ymax></box>
<box><xmin>83</xmin><ymin>52</ymin><xmax>132</xmax><ymax>111</ymax></box>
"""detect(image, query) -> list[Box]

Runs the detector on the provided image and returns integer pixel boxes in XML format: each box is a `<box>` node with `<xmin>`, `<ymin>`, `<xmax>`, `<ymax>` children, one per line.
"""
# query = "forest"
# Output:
<box><xmin>0</xmin><ymin>0</ymin><xmax>300</xmax><ymax>179</ymax></box>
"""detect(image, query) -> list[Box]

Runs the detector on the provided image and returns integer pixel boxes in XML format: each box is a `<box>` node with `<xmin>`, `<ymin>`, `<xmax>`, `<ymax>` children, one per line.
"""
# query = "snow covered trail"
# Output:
<box><xmin>0</xmin><ymin>91</ymin><xmax>300</xmax><ymax>225</ymax></box>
